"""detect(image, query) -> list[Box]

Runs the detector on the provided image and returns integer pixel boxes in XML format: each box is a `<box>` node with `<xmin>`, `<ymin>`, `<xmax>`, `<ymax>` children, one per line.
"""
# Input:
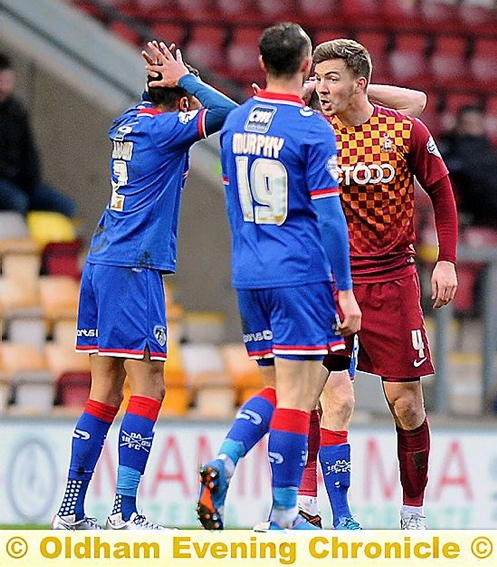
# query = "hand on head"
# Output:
<box><xmin>141</xmin><ymin>41</ymin><xmax>188</xmax><ymax>87</ymax></box>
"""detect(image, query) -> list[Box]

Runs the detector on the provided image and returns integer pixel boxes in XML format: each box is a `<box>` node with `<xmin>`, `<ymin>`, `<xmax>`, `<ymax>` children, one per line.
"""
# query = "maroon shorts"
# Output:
<box><xmin>336</xmin><ymin>273</ymin><xmax>434</xmax><ymax>380</ymax></box>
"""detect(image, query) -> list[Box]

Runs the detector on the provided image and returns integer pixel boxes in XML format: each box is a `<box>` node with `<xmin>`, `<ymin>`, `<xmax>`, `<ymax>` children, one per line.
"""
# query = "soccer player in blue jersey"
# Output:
<box><xmin>51</xmin><ymin>41</ymin><xmax>237</xmax><ymax>531</ymax></box>
<box><xmin>196</xmin><ymin>22</ymin><xmax>361</xmax><ymax>531</ymax></box>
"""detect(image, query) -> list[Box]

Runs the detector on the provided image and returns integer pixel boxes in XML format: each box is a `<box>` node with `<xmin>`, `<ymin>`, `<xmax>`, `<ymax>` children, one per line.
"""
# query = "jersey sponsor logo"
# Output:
<box><xmin>426</xmin><ymin>136</ymin><xmax>442</xmax><ymax>158</ymax></box>
<box><xmin>178</xmin><ymin>109</ymin><xmax>199</xmax><ymax>124</ymax></box>
<box><xmin>77</xmin><ymin>328</ymin><xmax>98</xmax><ymax>338</ymax></box>
<box><xmin>244</xmin><ymin>105</ymin><xmax>276</xmax><ymax>133</ymax></box>
<box><xmin>326</xmin><ymin>154</ymin><xmax>339</xmax><ymax>182</ymax></box>
<box><xmin>338</xmin><ymin>162</ymin><xmax>395</xmax><ymax>185</ymax></box>
<box><xmin>243</xmin><ymin>330</ymin><xmax>273</xmax><ymax>343</ymax></box>
<box><xmin>154</xmin><ymin>325</ymin><xmax>167</xmax><ymax>347</ymax></box>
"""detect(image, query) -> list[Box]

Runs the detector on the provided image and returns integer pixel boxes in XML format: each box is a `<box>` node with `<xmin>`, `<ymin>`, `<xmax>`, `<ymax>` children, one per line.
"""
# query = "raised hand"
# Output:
<box><xmin>141</xmin><ymin>41</ymin><xmax>188</xmax><ymax>87</ymax></box>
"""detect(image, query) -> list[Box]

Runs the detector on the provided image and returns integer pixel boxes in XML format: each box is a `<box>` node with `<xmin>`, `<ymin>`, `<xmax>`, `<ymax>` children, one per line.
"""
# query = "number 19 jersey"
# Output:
<box><xmin>221</xmin><ymin>90</ymin><xmax>340</xmax><ymax>290</ymax></box>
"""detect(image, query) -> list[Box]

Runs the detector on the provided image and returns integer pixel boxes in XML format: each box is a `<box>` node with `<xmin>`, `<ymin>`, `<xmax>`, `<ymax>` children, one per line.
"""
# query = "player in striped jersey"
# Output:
<box><xmin>312</xmin><ymin>39</ymin><xmax>458</xmax><ymax>530</ymax></box>
<box><xmin>52</xmin><ymin>41</ymin><xmax>237</xmax><ymax>531</ymax></box>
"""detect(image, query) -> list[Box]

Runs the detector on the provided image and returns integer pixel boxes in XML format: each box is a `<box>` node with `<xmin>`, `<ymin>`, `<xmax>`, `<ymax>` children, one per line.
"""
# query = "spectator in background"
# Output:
<box><xmin>439</xmin><ymin>104</ymin><xmax>497</xmax><ymax>229</ymax></box>
<box><xmin>0</xmin><ymin>53</ymin><xmax>77</xmax><ymax>218</ymax></box>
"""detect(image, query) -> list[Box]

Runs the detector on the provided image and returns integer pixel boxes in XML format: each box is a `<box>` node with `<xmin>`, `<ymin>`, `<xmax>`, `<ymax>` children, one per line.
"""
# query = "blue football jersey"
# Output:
<box><xmin>87</xmin><ymin>98</ymin><xmax>208</xmax><ymax>272</ymax></box>
<box><xmin>221</xmin><ymin>90</ymin><xmax>340</xmax><ymax>289</ymax></box>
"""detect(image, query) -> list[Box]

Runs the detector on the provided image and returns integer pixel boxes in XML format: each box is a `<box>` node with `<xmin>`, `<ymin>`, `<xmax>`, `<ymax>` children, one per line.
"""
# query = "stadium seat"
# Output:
<box><xmin>193</xmin><ymin>386</ymin><xmax>236</xmax><ymax>419</ymax></box>
<box><xmin>429</xmin><ymin>35</ymin><xmax>470</xmax><ymax>89</ymax></box>
<box><xmin>39</xmin><ymin>275</ymin><xmax>80</xmax><ymax>323</ymax></box>
<box><xmin>1</xmin><ymin>249</ymin><xmax>41</xmax><ymax>286</ymax></box>
<box><xmin>378</xmin><ymin>0</ymin><xmax>424</xmax><ymax>31</ymax></box>
<box><xmin>220</xmin><ymin>343</ymin><xmax>264</xmax><ymax>404</ymax></box>
<box><xmin>420</xmin><ymin>0</ymin><xmax>463</xmax><ymax>32</ymax></box>
<box><xmin>225</xmin><ymin>27</ymin><xmax>265</xmax><ymax>87</ymax></box>
<box><xmin>0</xmin><ymin>211</ymin><xmax>30</xmax><ymax>239</ymax></box>
<box><xmin>108</xmin><ymin>20</ymin><xmax>142</xmax><ymax>45</ymax></box>
<box><xmin>7</xmin><ymin>316</ymin><xmax>47</xmax><ymax>353</ymax></box>
<box><xmin>215</xmin><ymin>0</ymin><xmax>262</xmax><ymax>24</ymax></box>
<box><xmin>181</xmin><ymin>311</ymin><xmax>226</xmax><ymax>344</ymax></box>
<box><xmin>470</xmin><ymin>38</ymin><xmax>497</xmax><ymax>92</ymax></box>
<box><xmin>0</xmin><ymin>342</ymin><xmax>54</xmax><ymax>414</ymax></box>
<box><xmin>45</xmin><ymin>343</ymin><xmax>91</xmax><ymax>380</ymax></box>
<box><xmin>338</xmin><ymin>0</ymin><xmax>382</xmax><ymax>27</ymax></box>
<box><xmin>298</xmin><ymin>0</ymin><xmax>340</xmax><ymax>26</ymax></box>
<box><xmin>160</xmin><ymin>385</ymin><xmax>190</xmax><ymax>417</ymax></box>
<box><xmin>149</xmin><ymin>22</ymin><xmax>188</xmax><ymax>48</ymax></box>
<box><xmin>184</xmin><ymin>25</ymin><xmax>227</xmax><ymax>73</ymax></box>
<box><xmin>354</xmin><ymin>31</ymin><xmax>393</xmax><ymax>84</ymax></box>
<box><xmin>52</xmin><ymin>317</ymin><xmax>78</xmax><ymax>346</ymax></box>
<box><xmin>41</xmin><ymin>239</ymin><xmax>83</xmax><ymax>279</ymax></box>
<box><xmin>485</xmin><ymin>95</ymin><xmax>497</xmax><ymax>146</ymax></box>
<box><xmin>439</xmin><ymin>92</ymin><xmax>483</xmax><ymax>132</ymax></box>
<box><xmin>0</xmin><ymin>277</ymin><xmax>41</xmax><ymax>319</ymax></box>
<box><xmin>179</xmin><ymin>342</ymin><xmax>229</xmax><ymax>390</ymax></box>
<box><xmin>56</xmin><ymin>371</ymin><xmax>91</xmax><ymax>408</ymax></box>
<box><xmin>254</xmin><ymin>0</ymin><xmax>299</xmax><ymax>20</ymax></box>
<box><xmin>313</xmin><ymin>27</ymin><xmax>351</xmax><ymax>49</ymax></box>
<box><xmin>459</xmin><ymin>0</ymin><xmax>497</xmax><ymax>33</ymax></box>
<box><xmin>26</xmin><ymin>211</ymin><xmax>78</xmax><ymax>250</ymax></box>
<box><xmin>388</xmin><ymin>33</ymin><xmax>431</xmax><ymax>87</ymax></box>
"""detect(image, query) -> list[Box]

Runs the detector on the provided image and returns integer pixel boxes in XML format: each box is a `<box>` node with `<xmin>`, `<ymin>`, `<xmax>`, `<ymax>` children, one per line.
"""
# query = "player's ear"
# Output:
<box><xmin>355</xmin><ymin>76</ymin><xmax>368</xmax><ymax>94</ymax></box>
<box><xmin>178</xmin><ymin>96</ymin><xmax>189</xmax><ymax>112</ymax></box>
<box><xmin>258</xmin><ymin>54</ymin><xmax>267</xmax><ymax>74</ymax></box>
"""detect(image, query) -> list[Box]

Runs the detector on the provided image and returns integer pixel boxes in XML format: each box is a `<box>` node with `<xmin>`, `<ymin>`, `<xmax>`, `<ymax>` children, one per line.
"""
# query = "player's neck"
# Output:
<box><xmin>265</xmin><ymin>76</ymin><xmax>305</xmax><ymax>100</ymax></box>
<box><xmin>336</xmin><ymin>100</ymin><xmax>374</xmax><ymax>127</ymax></box>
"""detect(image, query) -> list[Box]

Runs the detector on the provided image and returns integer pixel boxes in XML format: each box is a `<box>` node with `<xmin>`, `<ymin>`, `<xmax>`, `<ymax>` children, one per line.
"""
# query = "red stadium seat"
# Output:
<box><xmin>388</xmin><ymin>33</ymin><xmax>431</xmax><ymax>87</ymax></box>
<box><xmin>254</xmin><ymin>0</ymin><xmax>299</xmax><ymax>21</ymax></box>
<box><xmin>485</xmin><ymin>95</ymin><xmax>497</xmax><ymax>147</ymax></box>
<box><xmin>108</xmin><ymin>20</ymin><xmax>142</xmax><ymax>45</ymax></box>
<box><xmin>420</xmin><ymin>0</ymin><xmax>463</xmax><ymax>32</ymax></box>
<box><xmin>313</xmin><ymin>28</ymin><xmax>351</xmax><ymax>48</ymax></box>
<box><xmin>298</xmin><ymin>0</ymin><xmax>340</xmax><ymax>26</ymax></box>
<box><xmin>378</xmin><ymin>0</ymin><xmax>424</xmax><ymax>31</ymax></box>
<box><xmin>429</xmin><ymin>35</ymin><xmax>470</xmax><ymax>89</ymax></box>
<box><xmin>354</xmin><ymin>31</ymin><xmax>392</xmax><ymax>84</ymax></box>
<box><xmin>149</xmin><ymin>22</ymin><xmax>188</xmax><ymax>47</ymax></box>
<box><xmin>215</xmin><ymin>0</ymin><xmax>262</xmax><ymax>24</ymax></box>
<box><xmin>184</xmin><ymin>25</ymin><xmax>227</xmax><ymax>73</ymax></box>
<box><xmin>459</xmin><ymin>0</ymin><xmax>497</xmax><ymax>33</ymax></box>
<box><xmin>338</xmin><ymin>0</ymin><xmax>382</xmax><ymax>27</ymax></box>
<box><xmin>56</xmin><ymin>371</ymin><xmax>91</xmax><ymax>408</ymax></box>
<box><xmin>440</xmin><ymin>92</ymin><xmax>482</xmax><ymax>132</ymax></box>
<box><xmin>225</xmin><ymin>27</ymin><xmax>265</xmax><ymax>87</ymax></box>
<box><xmin>41</xmin><ymin>240</ymin><xmax>83</xmax><ymax>280</ymax></box>
<box><xmin>470</xmin><ymin>38</ymin><xmax>497</xmax><ymax>92</ymax></box>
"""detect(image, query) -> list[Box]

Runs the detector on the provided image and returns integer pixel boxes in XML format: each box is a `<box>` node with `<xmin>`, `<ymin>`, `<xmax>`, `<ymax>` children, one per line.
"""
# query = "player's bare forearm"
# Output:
<box><xmin>431</xmin><ymin>261</ymin><xmax>458</xmax><ymax>309</ymax></box>
<box><xmin>367</xmin><ymin>84</ymin><xmax>427</xmax><ymax>117</ymax></box>
<box><xmin>336</xmin><ymin>289</ymin><xmax>362</xmax><ymax>336</ymax></box>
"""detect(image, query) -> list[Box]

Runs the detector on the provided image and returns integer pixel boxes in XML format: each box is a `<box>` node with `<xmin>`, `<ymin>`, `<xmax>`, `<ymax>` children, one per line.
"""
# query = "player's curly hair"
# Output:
<box><xmin>313</xmin><ymin>39</ymin><xmax>372</xmax><ymax>83</ymax></box>
<box><xmin>147</xmin><ymin>63</ymin><xmax>199</xmax><ymax>109</ymax></box>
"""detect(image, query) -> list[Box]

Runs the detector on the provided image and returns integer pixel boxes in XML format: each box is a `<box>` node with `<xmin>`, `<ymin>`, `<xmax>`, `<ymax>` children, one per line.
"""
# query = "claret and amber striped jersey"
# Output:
<box><xmin>330</xmin><ymin>105</ymin><xmax>449</xmax><ymax>282</ymax></box>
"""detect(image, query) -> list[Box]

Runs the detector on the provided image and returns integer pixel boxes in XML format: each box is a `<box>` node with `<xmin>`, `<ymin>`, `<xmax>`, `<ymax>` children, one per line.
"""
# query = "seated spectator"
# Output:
<box><xmin>438</xmin><ymin>104</ymin><xmax>497</xmax><ymax>229</ymax></box>
<box><xmin>0</xmin><ymin>53</ymin><xmax>77</xmax><ymax>218</ymax></box>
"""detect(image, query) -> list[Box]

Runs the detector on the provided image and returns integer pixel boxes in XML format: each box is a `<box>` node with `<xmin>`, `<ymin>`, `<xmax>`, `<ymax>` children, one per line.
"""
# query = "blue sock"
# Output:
<box><xmin>319</xmin><ymin>443</ymin><xmax>353</xmax><ymax>525</ymax></box>
<box><xmin>269</xmin><ymin>409</ymin><xmax>309</xmax><ymax>522</ymax></box>
<box><xmin>58</xmin><ymin>401</ymin><xmax>116</xmax><ymax>519</ymax></box>
<box><xmin>113</xmin><ymin>396</ymin><xmax>160</xmax><ymax>521</ymax></box>
<box><xmin>220</xmin><ymin>388</ymin><xmax>276</xmax><ymax>466</ymax></box>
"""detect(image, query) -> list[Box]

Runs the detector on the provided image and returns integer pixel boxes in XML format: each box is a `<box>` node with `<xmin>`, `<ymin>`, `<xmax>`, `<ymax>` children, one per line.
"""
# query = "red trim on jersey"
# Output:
<box><xmin>255</xmin><ymin>90</ymin><xmax>304</xmax><ymax>105</ymax></box>
<box><xmin>76</xmin><ymin>345</ymin><xmax>98</xmax><ymax>351</ymax></box>
<box><xmin>84</xmin><ymin>399</ymin><xmax>119</xmax><ymax>423</ymax></box>
<box><xmin>310</xmin><ymin>187</ymin><xmax>340</xmax><ymax>198</ymax></box>
<box><xmin>222</xmin><ymin>176</ymin><xmax>229</xmax><ymax>185</ymax></box>
<box><xmin>257</xmin><ymin>387</ymin><xmax>277</xmax><ymax>405</ymax></box>
<box><xmin>137</xmin><ymin>107</ymin><xmax>163</xmax><ymax>116</ymax></box>
<box><xmin>126</xmin><ymin>395</ymin><xmax>161</xmax><ymax>422</ymax></box>
<box><xmin>197</xmin><ymin>108</ymin><xmax>207</xmax><ymax>138</ymax></box>
<box><xmin>271</xmin><ymin>408</ymin><xmax>310</xmax><ymax>434</ymax></box>
<box><xmin>321</xmin><ymin>428</ymin><xmax>348</xmax><ymax>447</ymax></box>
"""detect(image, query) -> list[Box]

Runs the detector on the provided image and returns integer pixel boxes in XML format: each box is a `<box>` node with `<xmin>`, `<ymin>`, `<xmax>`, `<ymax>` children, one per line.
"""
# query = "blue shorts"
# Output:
<box><xmin>75</xmin><ymin>262</ymin><xmax>168</xmax><ymax>361</ymax></box>
<box><xmin>237</xmin><ymin>282</ymin><xmax>345</xmax><ymax>361</ymax></box>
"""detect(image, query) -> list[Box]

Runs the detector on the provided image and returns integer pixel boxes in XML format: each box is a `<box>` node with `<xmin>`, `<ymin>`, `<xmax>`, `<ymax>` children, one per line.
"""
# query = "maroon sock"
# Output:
<box><xmin>397</xmin><ymin>418</ymin><xmax>430</xmax><ymax>506</ymax></box>
<box><xmin>299</xmin><ymin>408</ymin><xmax>321</xmax><ymax>496</ymax></box>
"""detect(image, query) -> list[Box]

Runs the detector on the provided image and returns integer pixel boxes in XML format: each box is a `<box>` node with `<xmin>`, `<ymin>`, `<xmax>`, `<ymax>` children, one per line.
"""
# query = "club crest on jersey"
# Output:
<box><xmin>154</xmin><ymin>325</ymin><xmax>167</xmax><ymax>346</ymax></box>
<box><xmin>245</xmin><ymin>105</ymin><xmax>276</xmax><ymax>133</ymax></box>
<box><xmin>178</xmin><ymin>109</ymin><xmax>199</xmax><ymax>124</ymax></box>
<box><xmin>426</xmin><ymin>136</ymin><xmax>442</xmax><ymax>158</ymax></box>
<box><xmin>381</xmin><ymin>133</ymin><xmax>396</xmax><ymax>153</ymax></box>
